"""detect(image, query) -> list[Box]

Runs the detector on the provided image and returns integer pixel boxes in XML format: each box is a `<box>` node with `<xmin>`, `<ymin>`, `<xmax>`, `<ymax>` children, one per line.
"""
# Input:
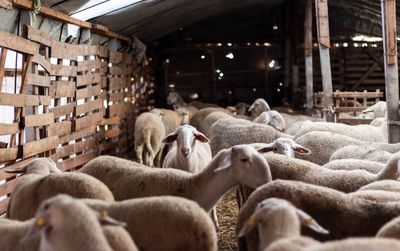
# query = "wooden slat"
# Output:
<box><xmin>32</xmin><ymin>54</ymin><xmax>51</xmax><ymax>73</ymax></box>
<box><xmin>78</xmin><ymin>44</ymin><xmax>99</xmax><ymax>57</ymax></box>
<box><xmin>0</xmin><ymin>148</ymin><xmax>18</xmax><ymax>162</ymax></box>
<box><xmin>0</xmin><ymin>0</ymin><xmax>12</xmax><ymax>9</ymax></box>
<box><xmin>99</xmin><ymin>116</ymin><xmax>120</xmax><ymax>126</ymax></box>
<box><xmin>0</xmin><ymin>92</ymin><xmax>51</xmax><ymax>107</ymax></box>
<box><xmin>56</xmin><ymin>151</ymin><xmax>97</xmax><ymax>171</ymax></box>
<box><xmin>48</xmin><ymin>121</ymin><xmax>71</xmax><ymax>137</ymax></box>
<box><xmin>103</xmin><ymin>128</ymin><xmax>120</xmax><ymax>138</ymax></box>
<box><xmin>75</xmin><ymin>112</ymin><xmax>103</xmax><ymax>131</ymax></box>
<box><xmin>25</xmin><ymin>25</ymin><xmax>52</xmax><ymax>47</ymax></box>
<box><xmin>51</xmin><ymin>64</ymin><xmax>77</xmax><ymax>77</ymax></box>
<box><xmin>109</xmin><ymin>52</ymin><xmax>123</xmax><ymax>64</ymax></box>
<box><xmin>109</xmin><ymin>77</ymin><xmax>129</xmax><ymax>90</ymax></box>
<box><xmin>51</xmin><ymin>41</ymin><xmax>78</xmax><ymax>60</ymax></box>
<box><xmin>50</xmin><ymin>81</ymin><xmax>75</xmax><ymax>98</ymax></box>
<box><xmin>53</xmin><ymin>138</ymin><xmax>96</xmax><ymax>160</ymax></box>
<box><xmin>0</xmin><ymin>48</ymin><xmax>8</xmax><ymax>90</ymax></box>
<box><xmin>29</xmin><ymin>73</ymin><xmax>50</xmax><ymax>87</ymax></box>
<box><xmin>0</xmin><ymin>198</ymin><xmax>10</xmax><ymax>215</ymax></box>
<box><xmin>0</xmin><ymin>29</ymin><xmax>39</xmax><ymax>55</ymax></box>
<box><xmin>109</xmin><ymin>103</ymin><xmax>130</xmax><ymax>118</ymax></box>
<box><xmin>0</xmin><ymin>178</ymin><xmax>18</xmax><ymax>196</ymax></box>
<box><xmin>336</xmin><ymin>118</ymin><xmax>373</xmax><ymax>125</ymax></box>
<box><xmin>76</xmin><ymin>85</ymin><xmax>101</xmax><ymax>99</ymax></box>
<box><xmin>0</xmin><ymin>123</ymin><xmax>19</xmax><ymax>136</ymax></box>
<box><xmin>76</xmin><ymin>73</ymin><xmax>102</xmax><ymax>87</ymax></box>
<box><xmin>75</xmin><ymin>99</ymin><xmax>103</xmax><ymax>115</ymax></box>
<box><xmin>49</xmin><ymin>103</ymin><xmax>74</xmax><ymax>118</ymax></box>
<box><xmin>109</xmin><ymin>92</ymin><xmax>126</xmax><ymax>102</ymax></box>
<box><xmin>77</xmin><ymin>59</ymin><xmax>102</xmax><ymax>72</ymax></box>
<box><xmin>23</xmin><ymin>113</ymin><xmax>54</xmax><ymax>127</ymax></box>
<box><xmin>58</xmin><ymin>126</ymin><xmax>96</xmax><ymax>144</ymax></box>
<box><xmin>109</xmin><ymin>66</ymin><xmax>133</xmax><ymax>75</ymax></box>
<box><xmin>99</xmin><ymin>46</ymin><xmax>108</xmax><ymax>58</ymax></box>
<box><xmin>22</xmin><ymin>136</ymin><xmax>58</xmax><ymax>158</ymax></box>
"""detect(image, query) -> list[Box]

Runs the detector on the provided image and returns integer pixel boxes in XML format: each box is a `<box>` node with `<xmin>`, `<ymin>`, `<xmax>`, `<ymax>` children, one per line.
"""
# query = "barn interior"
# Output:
<box><xmin>0</xmin><ymin>0</ymin><xmax>400</xmax><ymax>250</ymax></box>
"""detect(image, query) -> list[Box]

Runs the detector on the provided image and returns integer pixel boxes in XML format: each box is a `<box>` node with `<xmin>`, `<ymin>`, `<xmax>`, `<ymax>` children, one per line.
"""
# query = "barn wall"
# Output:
<box><xmin>0</xmin><ymin>26</ymin><xmax>154</xmax><ymax>214</ymax></box>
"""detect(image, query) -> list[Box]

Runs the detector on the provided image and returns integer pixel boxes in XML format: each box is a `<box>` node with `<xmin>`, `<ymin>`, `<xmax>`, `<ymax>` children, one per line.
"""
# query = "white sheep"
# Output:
<box><xmin>79</xmin><ymin>144</ymin><xmax>272</xmax><ymax>213</ymax></box>
<box><xmin>322</xmin><ymin>159</ymin><xmax>385</xmax><ymax>174</ymax></box>
<box><xmin>362</xmin><ymin>101</ymin><xmax>387</xmax><ymax>118</ymax></box>
<box><xmin>295</xmin><ymin>131</ymin><xmax>400</xmax><ymax>165</ymax></box>
<box><xmin>84</xmin><ymin>196</ymin><xmax>218</xmax><ymax>251</ymax></box>
<box><xmin>134</xmin><ymin>112</ymin><xmax>166</xmax><ymax>167</ymax></box>
<box><xmin>330</xmin><ymin>145</ymin><xmax>393</xmax><ymax>164</ymax></box>
<box><xmin>150</xmin><ymin>108</ymin><xmax>181</xmax><ymax>135</ymax></box>
<box><xmin>237</xmin><ymin>198</ymin><xmax>328</xmax><ymax>251</ymax></box>
<box><xmin>253</xmin><ymin>110</ymin><xmax>286</xmax><ymax>132</ymax></box>
<box><xmin>248</xmin><ymin>98</ymin><xmax>271</xmax><ymax>118</ymax></box>
<box><xmin>209</xmin><ymin>117</ymin><xmax>293</xmax><ymax>156</ymax></box>
<box><xmin>166</xmin><ymin>91</ymin><xmax>199</xmax><ymax>120</ymax></box>
<box><xmin>6</xmin><ymin>158</ymin><xmax>114</xmax><ymax>221</ymax></box>
<box><xmin>189</xmin><ymin>107</ymin><xmax>228</xmax><ymax>133</ymax></box>
<box><xmin>203</xmin><ymin>111</ymin><xmax>234</xmax><ymax>137</ymax></box>
<box><xmin>25</xmin><ymin>194</ymin><xmax>137</xmax><ymax>251</ymax></box>
<box><xmin>237</xmin><ymin>179</ymin><xmax>400</xmax><ymax>251</ymax></box>
<box><xmin>161</xmin><ymin>124</ymin><xmax>219</xmax><ymax>228</ymax></box>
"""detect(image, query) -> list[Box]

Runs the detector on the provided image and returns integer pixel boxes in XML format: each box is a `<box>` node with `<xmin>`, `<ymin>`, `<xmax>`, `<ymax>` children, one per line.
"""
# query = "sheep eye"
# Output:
<box><xmin>44</xmin><ymin>203</ymin><xmax>50</xmax><ymax>210</ymax></box>
<box><xmin>241</xmin><ymin>158</ymin><xmax>248</xmax><ymax>162</ymax></box>
<box><xmin>273</xmin><ymin>147</ymin><xmax>277</xmax><ymax>151</ymax></box>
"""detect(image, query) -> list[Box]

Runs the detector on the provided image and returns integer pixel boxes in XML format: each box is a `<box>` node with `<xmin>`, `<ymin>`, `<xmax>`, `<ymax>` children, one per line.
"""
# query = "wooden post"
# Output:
<box><xmin>0</xmin><ymin>48</ymin><xmax>7</xmax><ymax>91</ymax></box>
<box><xmin>283</xmin><ymin>38</ymin><xmax>290</xmax><ymax>101</ymax></box>
<box><xmin>315</xmin><ymin>0</ymin><xmax>334</xmax><ymax>122</ymax></box>
<box><xmin>304</xmin><ymin>0</ymin><xmax>313</xmax><ymax>115</ymax></box>
<box><xmin>264</xmin><ymin>47</ymin><xmax>269</xmax><ymax>99</ymax></box>
<box><xmin>208</xmin><ymin>49</ymin><xmax>217</xmax><ymax>103</ymax></box>
<box><xmin>381</xmin><ymin>0</ymin><xmax>400</xmax><ymax>143</ymax></box>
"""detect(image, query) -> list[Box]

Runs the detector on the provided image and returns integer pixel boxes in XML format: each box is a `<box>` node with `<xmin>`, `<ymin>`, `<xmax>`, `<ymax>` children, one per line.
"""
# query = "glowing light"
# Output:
<box><xmin>201</xmin><ymin>55</ymin><xmax>206</xmax><ymax>59</ymax></box>
<box><xmin>225</xmin><ymin>53</ymin><xmax>234</xmax><ymax>59</ymax></box>
<box><xmin>272</xmin><ymin>25</ymin><xmax>278</xmax><ymax>30</ymax></box>
<box><xmin>343</xmin><ymin>43</ymin><xmax>348</xmax><ymax>47</ymax></box>
<box><xmin>227</xmin><ymin>43</ymin><xmax>232</xmax><ymax>46</ymax></box>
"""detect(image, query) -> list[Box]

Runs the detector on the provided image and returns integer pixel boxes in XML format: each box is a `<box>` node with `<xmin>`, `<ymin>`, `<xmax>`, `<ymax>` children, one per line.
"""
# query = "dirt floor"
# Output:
<box><xmin>216</xmin><ymin>188</ymin><xmax>240</xmax><ymax>251</ymax></box>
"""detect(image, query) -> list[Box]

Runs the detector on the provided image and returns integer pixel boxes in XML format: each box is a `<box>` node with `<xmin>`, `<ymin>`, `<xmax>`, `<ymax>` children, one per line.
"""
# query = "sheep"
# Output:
<box><xmin>237</xmin><ymin>179</ymin><xmax>400</xmax><ymax>251</ymax></box>
<box><xmin>347</xmin><ymin>180</ymin><xmax>400</xmax><ymax>203</ymax></box>
<box><xmin>209</xmin><ymin>117</ymin><xmax>292</xmax><ymax>156</ymax></box>
<box><xmin>203</xmin><ymin>111</ymin><xmax>234</xmax><ymax>137</ymax></box>
<box><xmin>236</xmin><ymin>102</ymin><xmax>251</xmax><ymax>116</ymax></box>
<box><xmin>280</xmin><ymin>113</ymin><xmax>322</xmax><ymax>129</ymax></box>
<box><xmin>248</xmin><ymin>98</ymin><xmax>271</xmax><ymax>118</ymax></box>
<box><xmin>166</xmin><ymin>91</ymin><xmax>199</xmax><ymax>120</ymax></box>
<box><xmin>322</xmin><ymin>159</ymin><xmax>385</xmax><ymax>174</ymax></box>
<box><xmin>25</xmin><ymin>194</ymin><xmax>137</xmax><ymax>251</ymax></box>
<box><xmin>256</xmin><ymin>152</ymin><xmax>400</xmax><ymax>193</ymax></box>
<box><xmin>284</xmin><ymin>120</ymin><xmax>313</xmax><ymax>135</ymax></box>
<box><xmin>377</xmin><ymin>215</ymin><xmax>400</xmax><ymax>239</ymax></box>
<box><xmin>362</xmin><ymin>101</ymin><xmax>387</xmax><ymax>118</ymax></box>
<box><xmin>150</xmin><ymin>108</ymin><xmax>181</xmax><ymax>135</ymax></box>
<box><xmin>302</xmin><ymin>238</ymin><xmax>400</xmax><ymax>251</ymax></box>
<box><xmin>79</xmin><ymin>144</ymin><xmax>272</xmax><ymax>213</ymax></box>
<box><xmin>134</xmin><ymin>112</ymin><xmax>166</xmax><ymax>167</ymax></box>
<box><xmin>189</xmin><ymin>107</ymin><xmax>229</xmax><ymax>132</ymax></box>
<box><xmin>189</xmin><ymin>100</ymin><xmax>220</xmax><ymax>109</ymax></box>
<box><xmin>6</xmin><ymin>158</ymin><xmax>115</xmax><ymax>221</ymax></box>
<box><xmin>84</xmin><ymin>196</ymin><xmax>218</xmax><ymax>251</ymax></box>
<box><xmin>330</xmin><ymin>145</ymin><xmax>392</xmax><ymax>164</ymax></box>
<box><xmin>253</xmin><ymin>110</ymin><xmax>286</xmax><ymax>132</ymax></box>
<box><xmin>293</xmin><ymin>120</ymin><xmax>387</xmax><ymax>142</ymax></box>
<box><xmin>161</xmin><ymin>124</ymin><xmax>219</xmax><ymax>227</ymax></box>
<box><xmin>294</xmin><ymin>131</ymin><xmax>400</xmax><ymax>165</ymax></box>
<box><xmin>237</xmin><ymin>198</ymin><xmax>328</xmax><ymax>251</ymax></box>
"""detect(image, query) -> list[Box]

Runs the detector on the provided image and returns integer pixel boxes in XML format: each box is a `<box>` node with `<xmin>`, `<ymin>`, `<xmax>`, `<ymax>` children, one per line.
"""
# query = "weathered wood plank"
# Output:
<box><xmin>50</xmin><ymin>81</ymin><xmax>76</xmax><ymax>98</ymax></box>
<box><xmin>103</xmin><ymin>128</ymin><xmax>120</xmax><ymax>138</ymax></box>
<box><xmin>0</xmin><ymin>198</ymin><xmax>10</xmax><ymax>215</ymax></box>
<box><xmin>75</xmin><ymin>112</ymin><xmax>103</xmax><ymax>131</ymax></box>
<box><xmin>78</xmin><ymin>44</ymin><xmax>99</xmax><ymax>57</ymax></box>
<box><xmin>0</xmin><ymin>93</ymin><xmax>51</xmax><ymax>107</ymax></box>
<box><xmin>22</xmin><ymin>136</ymin><xmax>58</xmax><ymax>158</ymax></box>
<box><xmin>32</xmin><ymin>54</ymin><xmax>51</xmax><ymax>73</ymax></box>
<box><xmin>109</xmin><ymin>92</ymin><xmax>126</xmax><ymax>102</ymax></box>
<box><xmin>76</xmin><ymin>73</ymin><xmax>102</xmax><ymax>87</ymax></box>
<box><xmin>109</xmin><ymin>52</ymin><xmax>123</xmax><ymax>64</ymax></box>
<box><xmin>0</xmin><ymin>29</ymin><xmax>39</xmax><ymax>55</ymax></box>
<box><xmin>0</xmin><ymin>123</ymin><xmax>19</xmax><ymax>136</ymax></box>
<box><xmin>76</xmin><ymin>85</ymin><xmax>101</xmax><ymax>99</ymax></box>
<box><xmin>0</xmin><ymin>180</ymin><xmax>17</xmax><ymax>199</ymax></box>
<box><xmin>23</xmin><ymin>113</ymin><xmax>54</xmax><ymax>128</ymax></box>
<box><xmin>58</xmin><ymin>126</ymin><xmax>96</xmax><ymax>144</ymax></box>
<box><xmin>29</xmin><ymin>73</ymin><xmax>50</xmax><ymax>87</ymax></box>
<box><xmin>56</xmin><ymin>151</ymin><xmax>97</xmax><ymax>171</ymax></box>
<box><xmin>49</xmin><ymin>103</ymin><xmax>74</xmax><ymax>118</ymax></box>
<box><xmin>0</xmin><ymin>148</ymin><xmax>18</xmax><ymax>163</ymax></box>
<box><xmin>51</xmin><ymin>64</ymin><xmax>77</xmax><ymax>77</ymax></box>
<box><xmin>109</xmin><ymin>103</ymin><xmax>129</xmax><ymax>118</ymax></box>
<box><xmin>99</xmin><ymin>116</ymin><xmax>120</xmax><ymax>126</ymax></box>
<box><xmin>109</xmin><ymin>77</ymin><xmax>129</xmax><ymax>90</ymax></box>
<box><xmin>51</xmin><ymin>41</ymin><xmax>78</xmax><ymax>60</ymax></box>
<box><xmin>48</xmin><ymin>121</ymin><xmax>71</xmax><ymax>137</ymax></box>
<box><xmin>75</xmin><ymin>99</ymin><xmax>103</xmax><ymax>115</ymax></box>
<box><xmin>109</xmin><ymin>66</ymin><xmax>133</xmax><ymax>75</ymax></box>
<box><xmin>77</xmin><ymin>59</ymin><xmax>102</xmax><ymax>72</ymax></box>
<box><xmin>25</xmin><ymin>25</ymin><xmax>53</xmax><ymax>47</ymax></box>
<box><xmin>53</xmin><ymin>138</ymin><xmax>96</xmax><ymax>160</ymax></box>
<box><xmin>0</xmin><ymin>0</ymin><xmax>12</xmax><ymax>10</ymax></box>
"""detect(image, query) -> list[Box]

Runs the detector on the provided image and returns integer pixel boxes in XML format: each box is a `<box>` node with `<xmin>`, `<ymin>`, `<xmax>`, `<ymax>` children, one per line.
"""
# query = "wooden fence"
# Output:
<box><xmin>0</xmin><ymin>26</ymin><xmax>154</xmax><ymax>214</ymax></box>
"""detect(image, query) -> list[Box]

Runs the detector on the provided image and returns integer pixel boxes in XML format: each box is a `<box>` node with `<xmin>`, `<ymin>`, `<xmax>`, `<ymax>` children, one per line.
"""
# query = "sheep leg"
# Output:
<box><xmin>135</xmin><ymin>144</ymin><xmax>144</xmax><ymax>164</ymax></box>
<box><xmin>211</xmin><ymin>207</ymin><xmax>219</xmax><ymax>230</ymax></box>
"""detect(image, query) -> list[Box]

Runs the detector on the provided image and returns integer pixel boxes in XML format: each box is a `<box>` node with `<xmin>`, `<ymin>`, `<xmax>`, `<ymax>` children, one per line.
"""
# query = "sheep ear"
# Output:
<box><xmin>214</xmin><ymin>152</ymin><xmax>231</xmax><ymax>173</ymax></box>
<box><xmin>194</xmin><ymin>131</ymin><xmax>210</xmax><ymax>143</ymax></box>
<box><xmin>248</xmin><ymin>103</ymin><xmax>255</xmax><ymax>112</ymax></box>
<box><xmin>97</xmin><ymin>211</ymin><xmax>127</xmax><ymax>227</ymax></box>
<box><xmin>256</xmin><ymin>143</ymin><xmax>274</xmax><ymax>153</ymax></box>
<box><xmin>296</xmin><ymin>209</ymin><xmax>329</xmax><ymax>234</ymax></box>
<box><xmin>162</xmin><ymin>132</ymin><xmax>178</xmax><ymax>144</ymax></box>
<box><xmin>293</xmin><ymin>144</ymin><xmax>311</xmax><ymax>155</ymax></box>
<box><xmin>5</xmin><ymin>167</ymin><xmax>26</xmax><ymax>173</ymax></box>
<box><xmin>237</xmin><ymin>210</ymin><xmax>264</xmax><ymax>238</ymax></box>
<box><xmin>23</xmin><ymin>216</ymin><xmax>49</xmax><ymax>241</ymax></box>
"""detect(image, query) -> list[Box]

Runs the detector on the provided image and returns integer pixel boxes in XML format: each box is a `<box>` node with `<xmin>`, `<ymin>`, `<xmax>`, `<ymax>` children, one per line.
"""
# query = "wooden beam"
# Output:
<box><xmin>0</xmin><ymin>48</ymin><xmax>7</xmax><ymax>91</ymax></box>
<box><xmin>304</xmin><ymin>0</ymin><xmax>313</xmax><ymax>114</ymax></box>
<box><xmin>315</xmin><ymin>0</ymin><xmax>334</xmax><ymax>122</ymax></box>
<box><xmin>11</xmin><ymin>0</ymin><xmax>131</xmax><ymax>42</ymax></box>
<box><xmin>381</xmin><ymin>0</ymin><xmax>400</xmax><ymax>143</ymax></box>
<box><xmin>0</xmin><ymin>0</ymin><xmax>12</xmax><ymax>9</ymax></box>
<box><xmin>0</xmin><ymin>29</ymin><xmax>39</xmax><ymax>55</ymax></box>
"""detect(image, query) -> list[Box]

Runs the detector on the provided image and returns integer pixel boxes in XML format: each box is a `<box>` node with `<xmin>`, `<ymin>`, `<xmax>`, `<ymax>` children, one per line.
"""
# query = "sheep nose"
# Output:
<box><xmin>181</xmin><ymin>148</ymin><xmax>190</xmax><ymax>155</ymax></box>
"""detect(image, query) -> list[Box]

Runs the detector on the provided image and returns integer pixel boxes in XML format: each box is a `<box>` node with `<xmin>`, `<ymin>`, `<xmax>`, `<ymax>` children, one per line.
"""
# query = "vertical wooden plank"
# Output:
<box><xmin>381</xmin><ymin>0</ymin><xmax>400</xmax><ymax>143</ymax></box>
<box><xmin>304</xmin><ymin>0</ymin><xmax>313</xmax><ymax>114</ymax></box>
<box><xmin>209</xmin><ymin>49</ymin><xmax>217</xmax><ymax>103</ymax></box>
<box><xmin>0</xmin><ymin>48</ymin><xmax>7</xmax><ymax>90</ymax></box>
<box><xmin>315</xmin><ymin>0</ymin><xmax>334</xmax><ymax>122</ymax></box>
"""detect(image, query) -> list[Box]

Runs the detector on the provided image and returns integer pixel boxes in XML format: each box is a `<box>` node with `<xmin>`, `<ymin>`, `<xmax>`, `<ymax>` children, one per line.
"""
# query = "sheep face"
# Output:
<box><xmin>257</xmin><ymin>138</ymin><xmax>311</xmax><ymax>157</ymax></box>
<box><xmin>248</xmin><ymin>98</ymin><xmax>270</xmax><ymax>117</ymax></box>
<box><xmin>215</xmin><ymin>145</ymin><xmax>272</xmax><ymax>188</ymax></box>
<box><xmin>268</xmin><ymin>111</ymin><xmax>286</xmax><ymax>132</ymax></box>
<box><xmin>162</xmin><ymin>125</ymin><xmax>209</xmax><ymax>159</ymax></box>
<box><xmin>5</xmin><ymin>158</ymin><xmax>61</xmax><ymax>175</ymax></box>
<box><xmin>166</xmin><ymin>92</ymin><xmax>179</xmax><ymax>105</ymax></box>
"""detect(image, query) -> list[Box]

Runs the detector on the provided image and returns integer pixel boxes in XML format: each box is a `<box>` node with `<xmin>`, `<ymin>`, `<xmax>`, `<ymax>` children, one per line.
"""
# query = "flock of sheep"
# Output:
<box><xmin>2</xmin><ymin>91</ymin><xmax>400</xmax><ymax>251</ymax></box>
